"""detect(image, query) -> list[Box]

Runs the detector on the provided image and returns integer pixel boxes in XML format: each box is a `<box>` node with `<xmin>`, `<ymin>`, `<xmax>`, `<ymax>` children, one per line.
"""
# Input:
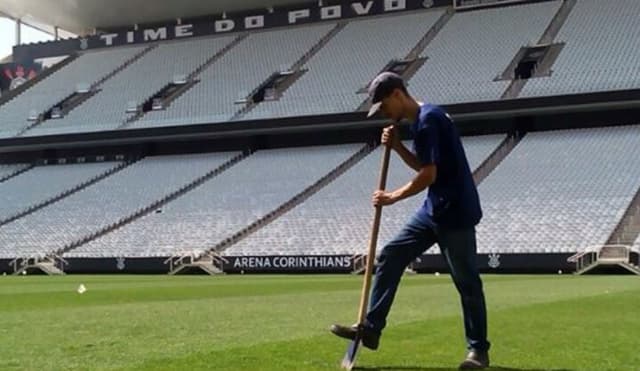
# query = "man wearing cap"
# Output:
<box><xmin>330</xmin><ymin>72</ymin><xmax>491</xmax><ymax>369</ymax></box>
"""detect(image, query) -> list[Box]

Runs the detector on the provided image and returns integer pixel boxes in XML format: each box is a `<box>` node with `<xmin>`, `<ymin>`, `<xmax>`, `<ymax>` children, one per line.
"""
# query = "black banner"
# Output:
<box><xmin>412</xmin><ymin>253</ymin><xmax>575</xmax><ymax>273</ymax></box>
<box><xmin>0</xmin><ymin>259</ymin><xmax>11</xmax><ymax>275</ymax></box>
<box><xmin>0</xmin><ymin>257</ymin><xmax>169</xmax><ymax>275</ymax></box>
<box><xmin>0</xmin><ymin>253</ymin><xmax>585</xmax><ymax>275</ymax></box>
<box><xmin>64</xmin><ymin>257</ymin><xmax>169</xmax><ymax>274</ymax></box>
<box><xmin>12</xmin><ymin>0</ymin><xmax>451</xmax><ymax>63</ymax></box>
<box><xmin>0</xmin><ymin>62</ymin><xmax>41</xmax><ymax>95</ymax></box>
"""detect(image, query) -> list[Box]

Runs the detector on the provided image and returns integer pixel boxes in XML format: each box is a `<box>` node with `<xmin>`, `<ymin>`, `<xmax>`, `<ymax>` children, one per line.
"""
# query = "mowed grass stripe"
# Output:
<box><xmin>1</xmin><ymin>274</ymin><xmax>631</xmax><ymax>308</ymax></box>
<box><xmin>0</xmin><ymin>274</ymin><xmax>557</xmax><ymax>295</ymax></box>
<box><xmin>0</xmin><ymin>274</ymin><xmax>576</xmax><ymax>311</ymax></box>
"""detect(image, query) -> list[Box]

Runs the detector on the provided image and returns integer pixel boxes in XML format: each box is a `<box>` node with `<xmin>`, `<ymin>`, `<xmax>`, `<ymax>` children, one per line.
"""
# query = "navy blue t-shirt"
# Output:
<box><xmin>410</xmin><ymin>103</ymin><xmax>482</xmax><ymax>228</ymax></box>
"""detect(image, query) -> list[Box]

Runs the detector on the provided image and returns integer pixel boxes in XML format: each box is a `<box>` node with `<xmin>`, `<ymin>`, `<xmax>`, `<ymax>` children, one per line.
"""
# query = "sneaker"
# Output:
<box><xmin>329</xmin><ymin>323</ymin><xmax>380</xmax><ymax>350</ymax></box>
<box><xmin>458</xmin><ymin>350</ymin><xmax>490</xmax><ymax>369</ymax></box>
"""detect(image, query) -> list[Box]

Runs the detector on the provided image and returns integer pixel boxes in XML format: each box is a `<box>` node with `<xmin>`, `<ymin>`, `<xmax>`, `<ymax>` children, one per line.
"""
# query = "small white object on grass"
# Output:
<box><xmin>77</xmin><ymin>284</ymin><xmax>87</xmax><ymax>294</ymax></box>
<box><xmin>22</xmin><ymin>270</ymin><xmax>26</xmax><ymax>275</ymax></box>
<box><xmin>558</xmin><ymin>270</ymin><xmax>563</xmax><ymax>275</ymax></box>
<box><xmin>434</xmin><ymin>272</ymin><xmax>440</xmax><ymax>276</ymax></box>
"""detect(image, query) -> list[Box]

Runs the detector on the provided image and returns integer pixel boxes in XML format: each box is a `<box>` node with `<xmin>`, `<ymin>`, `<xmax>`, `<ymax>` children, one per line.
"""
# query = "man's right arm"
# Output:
<box><xmin>382</xmin><ymin>125</ymin><xmax>421</xmax><ymax>172</ymax></box>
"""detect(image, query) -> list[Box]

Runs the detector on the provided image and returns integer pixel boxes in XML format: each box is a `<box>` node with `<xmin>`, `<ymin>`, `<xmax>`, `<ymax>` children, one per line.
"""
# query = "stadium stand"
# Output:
<box><xmin>0</xmin><ymin>47</ymin><xmax>145</xmax><ymax>138</ymax></box>
<box><xmin>521</xmin><ymin>0</ymin><xmax>640</xmax><ymax>97</ymax></box>
<box><xmin>476</xmin><ymin>125</ymin><xmax>640</xmax><ymax>254</ymax></box>
<box><xmin>129</xmin><ymin>24</ymin><xmax>336</xmax><ymax>128</ymax></box>
<box><xmin>243</xmin><ymin>10</ymin><xmax>445</xmax><ymax>120</ymax></box>
<box><xmin>4</xmin><ymin>0</ymin><xmax>638</xmax><ymax>134</ymax></box>
<box><xmin>65</xmin><ymin>144</ymin><xmax>364</xmax><ymax>258</ymax></box>
<box><xmin>0</xmin><ymin>153</ymin><xmax>236</xmax><ymax>259</ymax></box>
<box><xmin>224</xmin><ymin>135</ymin><xmax>504</xmax><ymax>256</ymax></box>
<box><xmin>26</xmin><ymin>36</ymin><xmax>238</xmax><ymax>136</ymax></box>
<box><xmin>410</xmin><ymin>0</ymin><xmax>561</xmax><ymax>104</ymax></box>
<box><xmin>0</xmin><ymin>162</ymin><xmax>121</xmax><ymax>222</ymax></box>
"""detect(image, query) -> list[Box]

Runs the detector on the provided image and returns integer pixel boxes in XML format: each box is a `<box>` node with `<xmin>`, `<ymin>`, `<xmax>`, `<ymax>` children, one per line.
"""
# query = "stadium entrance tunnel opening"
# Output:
<box><xmin>497</xmin><ymin>43</ymin><xmax>565</xmax><ymax>81</ymax></box>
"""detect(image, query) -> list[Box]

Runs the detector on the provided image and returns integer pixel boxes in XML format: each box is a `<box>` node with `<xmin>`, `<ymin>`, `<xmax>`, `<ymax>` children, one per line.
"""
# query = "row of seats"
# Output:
<box><xmin>130</xmin><ymin>24</ymin><xmax>335</xmax><ymax>128</ymax></box>
<box><xmin>521</xmin><ymin>0</ymin><xmax>640</xmax><ymax>97</ymax></box>
<box><xmin>411</xmin><ymin>0</ymin><xmax>561</xmax><ymax>104</ymax></box>
<box><xmin>0</xmin><ymin>47</ymin><xmax>144</xmax><ymax>138</ymax></box>
<box><xmin>225</xmin><ymin>136</ymin><xmax>504</xmax><ymax>256</ymax></box>
<box><xmin>27</xmin><ymin>37</ymin><xmax>237</xmax><ymax>136</ymax></box>
<box><xmin>244</xmin><ymin>10</ymin><xmax>445</xmax><ymax>119</ymax></box>
<box><xmin>0</xmin><ymin>153</ymin><xmax>236</xmax><ymax>259</ymax></box>
<box><xmin>0</xmin><ymin>164</ymin><xmax>29</xmax><ymax>179</ymax></box>
<box><xmin>226</xmin><ymin>127</ymin><xmax>640</xmax><ymax>257</ymax></box>
<box><xmin>2</xmin><ymin>127</ymin><xmax>640</xmax><ymax>259</ymax></box>
<box><xmin>65</xmin><ymin>144</ymin><xmax>363</xmax><ymax>258</ymax></box>
<box><xmin>0</xmin><ymin>162</ymin><xmax>120</xmax><ymax>222</ymax></box>
<box><xmin>476</xmin><ymin>125</ymin><xmax>640</xmax><ymax>254</ymax></box>
<box><xmin>2</xmin><ymin>1</ymin><xmax>640</xmax><ymax>136</ymax></box>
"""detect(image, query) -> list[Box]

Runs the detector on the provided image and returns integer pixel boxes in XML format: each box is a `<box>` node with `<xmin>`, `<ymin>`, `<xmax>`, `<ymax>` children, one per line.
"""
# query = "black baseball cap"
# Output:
<box><xmin>367</xmin><ymin>72</ymin><xmax>406</xmax><ymax>118</ymax></box>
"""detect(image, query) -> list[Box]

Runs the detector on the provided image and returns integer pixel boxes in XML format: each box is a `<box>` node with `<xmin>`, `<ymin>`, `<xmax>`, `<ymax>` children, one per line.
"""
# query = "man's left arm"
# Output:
<box><xmin>373</xmin><ymin>112</ymin><xmax>441</xmax><ymax>207</ymax></box>
<box><xmin>372</xmin><ymin>164</ymin><xmax>436</xmax><ymax>206</ymax></box>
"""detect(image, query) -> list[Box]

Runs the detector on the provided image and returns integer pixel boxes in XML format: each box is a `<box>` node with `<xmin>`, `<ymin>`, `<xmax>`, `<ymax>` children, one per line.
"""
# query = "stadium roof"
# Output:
<box><xmin>0</xmin><ymin>0</ymin><xmax>313</xmax><ymax>35</ymax></box>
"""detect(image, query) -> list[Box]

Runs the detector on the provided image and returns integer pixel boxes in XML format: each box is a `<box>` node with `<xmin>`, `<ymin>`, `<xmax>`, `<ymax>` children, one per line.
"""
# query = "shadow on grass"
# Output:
<box><xmin>355</xmin><ymin>366</ymin><xmax>574</xmax><ymax>371</ymax></box>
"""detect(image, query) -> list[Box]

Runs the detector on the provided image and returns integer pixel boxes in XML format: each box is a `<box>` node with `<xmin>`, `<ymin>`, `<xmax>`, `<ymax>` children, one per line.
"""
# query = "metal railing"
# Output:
<box><xmin>163</xmin><ymin>249</ymin><xmax>204</xmax><ymax>272</ymax></box>
<box><xmin>351</xmin><ymin>254</ymin><xmax>366</xmax><ymax>274</ymax></box>
<box><xmin>163</xmin><ymin>249</ymin><xmax>228</xmax><ymax>274</ymax></box>
<box><xmin>8</xmin><ymin>253</ymin><xmax>68</xmax><ymax>274</ymax></box>
<box><xmin>567</xmin><ymin>244</ymin><xmax>632</xmax><ymax>273</ymax></box>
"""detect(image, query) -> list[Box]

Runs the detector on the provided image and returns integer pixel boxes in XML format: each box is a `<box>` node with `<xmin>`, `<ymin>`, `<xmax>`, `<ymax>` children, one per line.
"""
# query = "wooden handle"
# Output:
<box><xmin>356</xmin><ymin>145</ymin><xmax>391</xmax><ymax>324</ymax></box>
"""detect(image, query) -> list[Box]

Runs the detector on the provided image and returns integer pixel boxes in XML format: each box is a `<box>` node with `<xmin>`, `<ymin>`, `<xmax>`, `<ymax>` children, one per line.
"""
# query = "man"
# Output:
<box><xmin>330</xmin><ymin>72</ymin><xmax>491</xmax><ymax>369</ymax></box>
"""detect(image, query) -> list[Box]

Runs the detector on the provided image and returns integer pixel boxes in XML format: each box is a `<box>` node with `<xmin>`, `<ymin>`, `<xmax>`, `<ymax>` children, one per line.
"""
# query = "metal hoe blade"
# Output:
<box><xmin>341</xmin><ymin>332</ymin><xmax>362</xmax><ymax>370</ymax></box>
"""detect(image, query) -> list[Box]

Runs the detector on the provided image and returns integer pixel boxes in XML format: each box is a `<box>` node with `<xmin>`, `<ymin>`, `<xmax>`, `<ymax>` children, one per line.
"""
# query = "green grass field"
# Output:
<box><xmin>1</xmin><ymin>274</ymin><xmax>639</xmax><ymax>371</ymax></box>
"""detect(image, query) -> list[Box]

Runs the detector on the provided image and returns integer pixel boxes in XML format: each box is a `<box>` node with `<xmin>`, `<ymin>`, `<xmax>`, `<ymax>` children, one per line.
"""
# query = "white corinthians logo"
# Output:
<box><xmin>79</xmin><ymin>38</ymin><xmax>89</xmax><ymax>50</ymax></box>
<box><xmin>4</xmin><ymin>65</ymin><xmax>37</xmax><ymax>90</ymax></box>
<box><xmin>116</xmin><ymin>256</ymin><xmax>126</xmax><ymax>271</ymax></box>
<box><xmin>488</xmin><ymin>253</ymin><xmax>500</xmax><ymax>269</ymax></box>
